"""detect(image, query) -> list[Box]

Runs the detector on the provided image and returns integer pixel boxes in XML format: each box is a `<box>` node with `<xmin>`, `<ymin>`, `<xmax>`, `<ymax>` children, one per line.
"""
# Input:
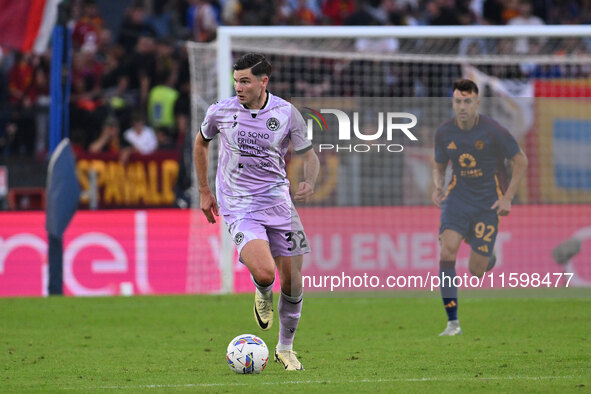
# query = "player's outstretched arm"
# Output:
<box><xmin>294</xmin><ymin>148</ymin><xmax>319</xmax><ymax>204</ymax></box>
<box><xmin>431</xmin><ymin>161</ymin><xmax>447</xmax><ymax>208</ymax></box>
<box><xmin>491</xmin><ymin>149</ymin><xmax>528</xmax><ymax>216</ymax></box>
<box><xmin>194</xmin><ymin>131</ymin><xmax>219</xmax><ymax>223</ymax></box>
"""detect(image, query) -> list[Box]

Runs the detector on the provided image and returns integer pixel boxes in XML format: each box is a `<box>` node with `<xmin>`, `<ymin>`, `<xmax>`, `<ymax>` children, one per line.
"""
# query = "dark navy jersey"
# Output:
<box><xmin>434</xmin><ymin>114</ymin><xmax>521</xmax><ymax>210</ymax></box>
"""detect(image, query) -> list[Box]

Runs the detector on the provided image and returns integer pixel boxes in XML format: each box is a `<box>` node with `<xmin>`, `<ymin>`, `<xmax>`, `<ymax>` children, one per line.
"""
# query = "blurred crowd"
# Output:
<box><xmin>0</xmin><ymin>0</ymin><xmax>590</xmax><ymax>158</ymax></box>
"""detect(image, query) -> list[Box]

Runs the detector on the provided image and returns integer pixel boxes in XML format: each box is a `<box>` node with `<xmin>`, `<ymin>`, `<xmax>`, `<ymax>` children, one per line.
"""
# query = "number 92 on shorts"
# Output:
<box><xmin>440</xmin><ymin>198</ymin><xmax>498</xmax><ymax>257</ymax></box>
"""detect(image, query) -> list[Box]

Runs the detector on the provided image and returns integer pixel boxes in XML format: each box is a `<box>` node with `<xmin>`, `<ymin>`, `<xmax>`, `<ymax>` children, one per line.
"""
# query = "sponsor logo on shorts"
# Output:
<box><xmin>478</xmin><ymin>244</ymin><xmax>489</xmax><ymax>253</ymax></box>
<box><xmin>235</xmin><ymin>232</ymin><xmax>244</xmax><ymax>245</ymax></box>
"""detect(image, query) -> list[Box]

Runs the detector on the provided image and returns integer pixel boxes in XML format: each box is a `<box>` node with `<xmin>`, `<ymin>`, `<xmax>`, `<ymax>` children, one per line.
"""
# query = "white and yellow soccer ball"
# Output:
<box><xmin>226</xmin><ymin>334</ymin><xmax>269</xmax><ymax>374</ymax></box>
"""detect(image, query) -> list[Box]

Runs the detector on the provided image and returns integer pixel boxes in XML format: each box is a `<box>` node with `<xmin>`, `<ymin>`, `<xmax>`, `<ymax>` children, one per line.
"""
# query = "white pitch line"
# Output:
<box><xmin>63</xmin><ymin>375</ymin><xmax>579</xmax><ymax>390</ymax></box>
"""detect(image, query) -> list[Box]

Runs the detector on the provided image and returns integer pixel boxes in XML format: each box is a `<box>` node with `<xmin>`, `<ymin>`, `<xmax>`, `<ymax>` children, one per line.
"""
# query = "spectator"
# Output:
<box><xmin>456</xmin><ymin>0</ymin><xmax>478</xmax><ymax>25</ymax></box>
<box><xmin>99</xmin><ymin>45</ymin><xmax>132</xmax><ymax>133</ymax></box>
<box><xmin>508</xmin><ymin>0</ymin><xmax>545</xmax><ymax>54</ymax></box>
<box><xmin>120</xmin><ymin>111</ymin><xmax>158</xmax><ymax>163</ymax></box>
<box><xmin>148</xmin><ymin>0</ymin><xmax>174</xmax><ymax>38</ymax></box>
<box><xmin>502</xmin><ymin>0</ymin><xmax>521</xmax><ymax>23</ymax></box>
<box><xmin>72</xmin><ymin>0</ymin><xmax>104</xmax><ymax>50</ymax></box>
<box><xmin>8</xmin><ymin>52</ymin><xmax>34</xmax><ymax>107</ymax></box>
<box><xmin>101</xmin><ymin>46</ymin><xmax>129</xmax><ymax>101</ymax></box>
<box><xmin>344</xmin><ymin>0</ymin><xmax>388</xmax><ymax>25</ymax></box>
<box><xmin>272</xmin><ymin>0</ymin><xmax>294</xmax><ymax>25</ymax></box>
<box><xmin>383</xmin><ymin>0</ymin><xmax>410</xmax><ymax>25</ymax></box>
<box><xmin>428</xmin><ymin>0</ymin><xmax>462</xmax><ymax>25</ymax></box>
<box><xmin>124</xmin><ymin>34</ymin><xmax>157</xmax><ymax>107</ymax></box>
<box><xmin>549</xmin><ymin>1</ymin><xmax>581</xmax><ymax>24</ymax></box>
<box><xmin>32</xmin><ymin>55</ymin><xmax>50</xmax><ymax>156</ymax></box>
<box><xmin>70</xmin><ymin>49</ymin><xmax>104</xmax><ymax>108</ymax></box>
<box><xmin>482</xmin><ymin>0</ymin><xmax>504</xmax><ymax>24</ymax></box>
<box><xmin>489</xmin><ymin>39</ymin><xmax>524</xmax><ymax>79</ymax></box>
<box><xmin>188</xmin><ymin>0</ymin><xmax>219</xmax><ymax>42</ymax></box>
<box><xmin>0</xmin><ymin>45</ymin><xmax>7</xmax><ymax>155</ymax></box>
<box><xmin>321</xmin><ymin>0</ymin><xmax>355</xmax><ymax>25</ymax></box>
<box><xmin>294</xmin><ymin>57</ymin><xmax>332</xmax><ymax>96</ymax></box>
<box><xmin>173</xmin><ymin>46</ymin><xmax>191</xmax><ymax>146</ymax></box>
<box><xmin>7</xmin><ymin>52</ymin><xmax>37</xmax><ymax>155</ymax></box>
<box><xmin>174</xmin><ymin>79</ymin><xmax>191</xmax><ymax>146</ymax></box>
<box><xmin>96</xmin><ymin>28</ymin><xmax>115</xmax><ymax>62</ymax></box>
<box><xmin>155</xmin><ymin>125</ymin><xmax>176</xmax><ymax>150</ymax></box>
<box><xmin>154</xmin><ymin>37</ymin><xmax>178</xmax><ymax>87</ymax></box>
<box><xmin>69</xmin><ymin>48</ymin><xmax>106</xmax><ymax>146</ymax></box>
<box><xmin>240</xmin><ymin>0</ymin><xmax>273</xmax><ymax>25</ymax></box>
<box><xmin>147</xmin><ymin>69</ymin><xmax>179</xmax><ymax>130</ymax></box>
<box><xmin>118</xmin><ymin>3</ymin><xmax>157</xmax><ymax>53</ymax></box>
<box><xmin>293</xmin><ymin>0</ymin><xmax>318</xmax><ymax>25</ymax></box>
<box><xmin>222</xmin><ymin>0</ymin><xmax>243</xmax><ymax>25</ymax></box>
<box><xmin>89</xmin><ymin>116</ymin><xmax>120</xmax><ymax>153</ymax></box>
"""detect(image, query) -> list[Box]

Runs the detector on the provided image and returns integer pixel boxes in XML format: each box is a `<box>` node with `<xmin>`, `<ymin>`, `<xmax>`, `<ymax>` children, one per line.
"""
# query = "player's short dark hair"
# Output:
<box><xmin>233</xmin><ymin>53</ymin><xmax>272</xmax><ymax>78</ymax></box>
<box><xmin>453</xmin><ymin>79</ymin><xmax>479</xmax><ymax>95</ymax></box>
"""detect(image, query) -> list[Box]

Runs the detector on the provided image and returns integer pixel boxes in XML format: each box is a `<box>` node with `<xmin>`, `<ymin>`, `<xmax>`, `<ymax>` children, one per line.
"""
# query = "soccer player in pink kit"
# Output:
<box><xmin>194</xmin><ymin>53</ymin><xmax>319</xmax><ymax>371</ymax></box>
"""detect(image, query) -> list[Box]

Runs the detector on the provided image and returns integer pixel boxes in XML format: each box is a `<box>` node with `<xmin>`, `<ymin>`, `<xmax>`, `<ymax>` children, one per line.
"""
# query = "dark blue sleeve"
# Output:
<box><xmin>434</xmin><ymin>129</ymin><xmax>448</xmax><ymax>164</ymax></box>
<box><xmin>493</xmin><ymin>124</ymin><xmax>520</xmax><ymax>159</ymax></box>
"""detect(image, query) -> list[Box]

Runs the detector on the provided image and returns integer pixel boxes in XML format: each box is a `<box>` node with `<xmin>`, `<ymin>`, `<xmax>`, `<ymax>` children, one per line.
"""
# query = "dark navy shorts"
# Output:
<box><xmin>439</xmin><ymin>198</ymin><xmax>498</xmax><ymax>257</ymax></box>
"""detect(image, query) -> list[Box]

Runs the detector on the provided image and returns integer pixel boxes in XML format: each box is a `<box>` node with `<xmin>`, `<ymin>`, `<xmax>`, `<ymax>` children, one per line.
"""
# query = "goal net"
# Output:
<box><xmin>187</xmin><ymin>26</ymin><xmax>591</xmax><ymax>294</ymax></box>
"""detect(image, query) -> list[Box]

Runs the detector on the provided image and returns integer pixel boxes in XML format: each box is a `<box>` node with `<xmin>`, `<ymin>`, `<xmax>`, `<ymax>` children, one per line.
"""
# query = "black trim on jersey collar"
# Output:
<box><xmin>295</xmin><ymin>144</ymin><xmax>313</xmax><ymax>155</ymax></box>
<box><xmin>242</xmin><ymin>90</ymin><xmax>270</xmax><ymax>110</ymax></box>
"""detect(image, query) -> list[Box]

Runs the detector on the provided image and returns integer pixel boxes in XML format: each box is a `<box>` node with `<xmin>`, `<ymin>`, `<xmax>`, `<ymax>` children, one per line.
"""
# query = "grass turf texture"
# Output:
<box><xmin>1</xmin><ymin>290</ymin><xmax>590</xmax><ymax>392</ymax></box>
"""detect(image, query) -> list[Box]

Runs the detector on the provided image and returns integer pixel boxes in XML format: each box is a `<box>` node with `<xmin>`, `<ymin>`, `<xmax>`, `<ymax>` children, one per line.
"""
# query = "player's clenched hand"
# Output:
<box><xmin>432</xmin><ymin>187</ymin><xmax>444</xmax><ymax>208</ymax></box>
<box><xmin>491</xmin><ymin>197</ymin><xmax>511</xmax><ymax>216</ymax></box>
<box><xmin>294</xmin><ymin>181</ymin><xmax>314</xmax><ymax>204</ymax></box>
<box><xmin>200</xmin><ymin>190</ymin><xmax>219</xmax><ymax>223</ymax></box>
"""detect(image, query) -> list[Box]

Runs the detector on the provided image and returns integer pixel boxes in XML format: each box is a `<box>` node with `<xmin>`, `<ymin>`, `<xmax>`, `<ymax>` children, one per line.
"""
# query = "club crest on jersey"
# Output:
<box><xmin>235</xmin><ymin>232</ymin><xmax>244</xmax><ymax>245</ymax></box>
<box><xmin>266</xmin><ymin>117</ymin><xmax>280</xmax><ymax>131</ymax></box>
<box><xmin>475</xmin><ymin>140</ymin><xmax>485</xmax><ymax>150</ymax></box>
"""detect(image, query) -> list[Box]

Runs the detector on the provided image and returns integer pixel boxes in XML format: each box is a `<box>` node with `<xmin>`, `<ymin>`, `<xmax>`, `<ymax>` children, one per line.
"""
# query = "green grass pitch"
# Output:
<box><xmin>2</xmin><ymin>290</ymin><xmax>590</xmax><ymax>392</ymax></box>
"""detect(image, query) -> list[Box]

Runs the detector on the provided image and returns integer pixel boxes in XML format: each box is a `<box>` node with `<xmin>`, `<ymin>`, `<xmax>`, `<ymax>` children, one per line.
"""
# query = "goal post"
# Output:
<box><xmin>188</xmin><ymin>25</ymin><xmax>591</xmax><ymax>294</ymax></box>
<box><xmin>217</xmin><ymin>25</ymin><xmax>591</xmax><ymax>99</ymax></box>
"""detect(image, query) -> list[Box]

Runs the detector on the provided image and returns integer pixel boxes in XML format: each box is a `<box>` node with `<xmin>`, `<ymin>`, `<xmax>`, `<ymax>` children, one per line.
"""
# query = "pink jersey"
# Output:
<box><xmin>200</xmin><ymin>93</ymin><xmax>312</xmax><ymax>214</ymax></box>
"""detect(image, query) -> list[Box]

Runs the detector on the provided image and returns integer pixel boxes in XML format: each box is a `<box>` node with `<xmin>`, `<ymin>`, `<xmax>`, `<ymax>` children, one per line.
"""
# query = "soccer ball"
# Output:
<box><xmin>226</xmin><ymin>334</ymin><xmax>269</xmax><ymax>374</ymax></box>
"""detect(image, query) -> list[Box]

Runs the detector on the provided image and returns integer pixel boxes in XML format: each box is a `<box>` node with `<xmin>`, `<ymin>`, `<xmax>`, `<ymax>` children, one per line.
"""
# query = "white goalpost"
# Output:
<box><xmin>188</xmin><ymin>25</ymin><xmax>591</xmax><ymax>294</ymax></box>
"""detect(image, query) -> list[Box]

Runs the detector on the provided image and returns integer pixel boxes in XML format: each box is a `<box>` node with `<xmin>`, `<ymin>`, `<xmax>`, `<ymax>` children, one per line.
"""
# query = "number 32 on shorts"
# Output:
<box><xmin>475</xmin><ymin>222</ymin><xmax>495</xmax><ymax>242</ymax></box>
<box><xmin>285</xmin><ymin>231</ymin><xmax>308</xmax><ymax>252</ymax></box>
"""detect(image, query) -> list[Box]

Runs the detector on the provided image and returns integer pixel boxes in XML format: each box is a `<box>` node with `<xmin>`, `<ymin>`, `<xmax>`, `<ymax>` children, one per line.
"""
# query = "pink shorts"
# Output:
<box><xmin>224</xmin><ymin>203</ymin><xmax>311</xmax><ymax>258</ymax></box>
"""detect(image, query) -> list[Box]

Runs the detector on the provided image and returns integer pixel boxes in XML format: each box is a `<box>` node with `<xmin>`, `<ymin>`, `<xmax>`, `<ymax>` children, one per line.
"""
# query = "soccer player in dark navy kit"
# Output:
<box><xmin>432</xmin><ymin>79</ymin><xmax>528</xmax><ymax>336</ymax></box>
